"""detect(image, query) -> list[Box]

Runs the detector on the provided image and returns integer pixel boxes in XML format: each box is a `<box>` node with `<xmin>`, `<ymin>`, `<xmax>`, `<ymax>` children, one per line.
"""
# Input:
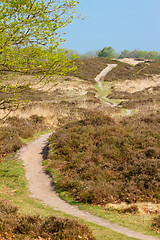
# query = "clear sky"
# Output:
<box><xmin>63</xmin><ymin>0</ymin><xmax>160</xmax><ymax>54</ymax></box>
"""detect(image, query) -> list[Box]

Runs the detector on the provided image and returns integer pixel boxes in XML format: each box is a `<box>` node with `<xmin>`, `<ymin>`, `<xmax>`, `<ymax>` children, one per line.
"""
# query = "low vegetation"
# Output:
<box><xmin>0</xmin><ymin>154</ymin><xmax>144</xmax><ymax>240</ymax></box>
<box><xmin>0</xmin><ymin>56</ymin><xmax>160</xmax><ymax>239</ymax></box>
<box><xmin>46</xmin><ymin>111</ymin><xmax>160</xmax><ymax>205</ymax></box>
<box><xmin>0</xmin><ymin>200</ymin><xmax>95</xmax><ymax>240</ymax></box>
<box><xmin>69</xmin><ymin>58</ymin><xmax>119</xmax><ymax>82</ymax></box>
<box><xmin>105</xmin><ymin>60</ymin><xmax>160</xmax><ymax>81</ymax></box>
<box><xmin>109</xmin><ymin>85</ymin><xmax>160</xmax><ymax>109</ymax></box>
<box><xmin>0</xmin><ymin>115</ymin><xmax>46</xmax><ymax>162</ymax></box>
<box><xmin>70</xmin><ymin>57</ymin><xmax>160</xmax><ymax>84</ymax></box>
<box><xmin>152</xmin><ymin>216</ymin><xmax>160</xmax><ymax>233</ymax></box>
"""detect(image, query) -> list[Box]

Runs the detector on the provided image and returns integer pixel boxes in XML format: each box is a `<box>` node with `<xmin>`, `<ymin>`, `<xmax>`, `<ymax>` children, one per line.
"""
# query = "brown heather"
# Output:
<box><xmin>47</xmin><ymin>111</ymin><xmax>160</xmax><ymax>205</ymax></box>
<box><xmin>0</xmin><ymin>200</ymin><xmax>95</xmax><ymax>240</ymax></box>
<box><xmin>0</xmin><ymin>115</ymin><xmax>46</xmax><ymax>162</ymax></box>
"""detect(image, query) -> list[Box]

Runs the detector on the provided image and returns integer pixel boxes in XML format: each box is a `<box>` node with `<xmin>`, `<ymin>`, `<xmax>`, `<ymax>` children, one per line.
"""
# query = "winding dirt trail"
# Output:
<box><xmin>19</xmin><ymin>134</ymin><xmax>159</xmax><ymax>240</ymax></box>
<box><xmin>95</xmin><ymin>64</ymin><xmax>117</xmax><ymax>88</ymax></box>
<box><xmin>95</xmin><ymin>64</ymin><xmax>118</xmax><ymax>107</ymax></box>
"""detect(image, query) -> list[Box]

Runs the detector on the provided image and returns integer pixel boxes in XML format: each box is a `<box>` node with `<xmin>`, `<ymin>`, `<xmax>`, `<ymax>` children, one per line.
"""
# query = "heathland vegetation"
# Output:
<box><xmin>46</xmin><ymin>111</ymin><xmax>160</xmax><ymax>205</ymax></box>
<box><xmin>0</xmin><ymin>2</ymin><xmax>160</xmax><ymax>238</ymax></box>
<box><xmin>0</xmin><ymin>57</ymin><xmax>160</xmax><ymax>239</ymax></box>
<box><xmin>0</xmin><ymin>55</ymin><xmax>160</xmax><ymax>239</ymax></box>
<box><xmin>0</xmin><ymin>1</ymin><xmax>97</xmax><ymax>239</ymax></box>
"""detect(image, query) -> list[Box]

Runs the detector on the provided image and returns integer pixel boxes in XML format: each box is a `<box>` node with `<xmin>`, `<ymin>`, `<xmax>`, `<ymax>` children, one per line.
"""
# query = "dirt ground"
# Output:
<box><xmin>117</xmin><ymin>58</ymin><xmax>145</xmax><ymax>66</ymax></box>
<box><xmin>114</xmin><ymin>75</ymin><xmax>160</xmax><ymax>93</ymax></box>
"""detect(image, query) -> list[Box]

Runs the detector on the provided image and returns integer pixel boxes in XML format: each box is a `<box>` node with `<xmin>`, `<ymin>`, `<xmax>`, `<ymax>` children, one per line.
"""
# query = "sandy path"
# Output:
<box><xmin>95</xmin><ymin>64</ymin><xmax>118</xmax><ymax>107</ymax></box>
<box><xmin>19</xmin><ymin>134</ymin><xmax>159</xmax><ymax>240</ymax></box>
<box><xmin>95</xmin><ymin>64</ymin><xmax>117</xmax><ymax>89</ymax></box>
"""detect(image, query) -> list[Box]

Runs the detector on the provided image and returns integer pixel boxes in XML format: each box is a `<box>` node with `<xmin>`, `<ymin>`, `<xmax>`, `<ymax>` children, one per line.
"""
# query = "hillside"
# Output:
<box><xmin>46</xmin><ymin>111</ymin><xmax>160</xmax><ymax>204</ymax></box>
<box><xmin>0</xmin><ymin>57</ymin><xmax>160</xmax><ymax>239</ymax></box>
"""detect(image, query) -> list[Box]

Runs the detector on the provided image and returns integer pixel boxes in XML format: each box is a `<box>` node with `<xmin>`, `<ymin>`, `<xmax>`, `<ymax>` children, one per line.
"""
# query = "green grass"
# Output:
<box><xmin>94</xmin><ymin>82</ymin><xmax>112</xmax><ymax>96</ymax></box>
<box><xmin>59</xmin><ymin>191</ymin><xmax>160</xmax><ymax>239</ymax></box>
<box><xmin>94</xmin><ymin>82</ymin><xmax>124</xmax><ymax>105</ymax></box>
<box><xmin>20</xmin><ymin>128</ymin><xmax>54</xmax><ymax>144</ymax></box>
<box><xmin>94</xmin><ymin>82</ymin><xmax>138</xmax><ymax>117</ymax></box>
<box><xmin>0</xmin><ymin>154</ymin><xmax>27</xmax><ymax>195</ymax></box>
<box><xmin>112</xmin><ymin>108</ymin><xmax>137</xmax><ymax>117</ymax></box>
<box><xmin>83</xmin><ymin>222</ymin><xmax>137</xmax><ymax>240</ymax></box>
<box><xmin>0</xmin><ymin>152</ymin><xmax>138</xmax><ymax>240</ymax></box>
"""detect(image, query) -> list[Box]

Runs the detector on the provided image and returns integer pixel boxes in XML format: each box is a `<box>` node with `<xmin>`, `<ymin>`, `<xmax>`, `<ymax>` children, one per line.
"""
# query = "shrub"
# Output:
<box><xmin>0</xmin><ymin>201</ymin><xmax>95</xmax><ymax>240</ymax></box>
<box><xmin>0</xmin><ymin>115</ymin><xmax>46</xmax><ymax>162</ymax></box>
<box><xmin>6</xmin><ymin>115</ymin><xmax>46</xmax><ymax>139</ymax></box>
<box><xmin>46</xmin><ymin>111</ymin><xmax>160</xmax><ymax>205</ymax></box>
<box><xmin>0</xmin><ymin>127</ymin><xmax>22</xmax><ymax>157</ymax></box>
<box><xmin>152</xmin><ymin>216</ymin><xmax>160</xmax><ymax>233</ymax></box>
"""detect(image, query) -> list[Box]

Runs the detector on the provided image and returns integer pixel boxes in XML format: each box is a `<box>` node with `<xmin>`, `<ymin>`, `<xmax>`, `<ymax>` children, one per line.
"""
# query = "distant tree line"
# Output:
<box><xmin>98</xmin><ymin>47</ymin><xmax>160</xmax><ymax>59</ymax></box>
<box><xmin>65</xmin><ymin>47</ymin><xmax>160</xmax><ymax>59</ymax></box>
<box><xmin>119</xmin><ymin>49</ymin><xmax>160</xmax><ymax>59</ymax></box>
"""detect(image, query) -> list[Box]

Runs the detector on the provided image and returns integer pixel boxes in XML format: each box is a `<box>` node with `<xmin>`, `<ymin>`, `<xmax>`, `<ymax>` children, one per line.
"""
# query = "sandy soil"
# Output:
<box><xmin>117</xmin><ymin>58</ymin><xmax>145</xmax><ymax>66</ymax></box>
<box><xmin>114</xmin><ymin>75</ymin><xmax>160</xmax><ymax>93</ymax></box>
<box><xmin>19</xmin><ymin>134</ymin><xmax>159</xmax><ymax>240</ymax></box>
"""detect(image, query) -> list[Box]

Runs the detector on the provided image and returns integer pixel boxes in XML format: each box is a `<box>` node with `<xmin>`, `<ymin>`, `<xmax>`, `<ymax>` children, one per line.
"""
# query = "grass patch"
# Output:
<box><xmin>57</xmin><ymin>191</ymin><xmax>160</xmax><ymax>239</ymax></box>
<box><xmin>0</xmin><ymin>153</ymin><xmax>140</xmax><ymax>240</ymax></box>
<box><xmin>94</xmin><ymin>82</ymin><xmax>123</xmax><ymax>106</ymax></box>
<box><xmin>94</xmin><ymin>82</ymin><xmax>113</xmax><ymax>96</ymax></box>
<box><xmin>0</xmin><ymin>154</ymin><xmax>27</xmax><ymax>196</ymax></box>
<box><xmin>20</xmin><ymin>128</ymin><xmax>53</xmax><ymax>144</ymax></box>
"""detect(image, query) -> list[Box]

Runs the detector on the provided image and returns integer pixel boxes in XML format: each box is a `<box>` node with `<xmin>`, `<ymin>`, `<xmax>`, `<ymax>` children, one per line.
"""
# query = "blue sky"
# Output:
<box><xmin>63</xmin><ymin>0</ymin><xmax>160</xmax><ymax>54</ymax></box>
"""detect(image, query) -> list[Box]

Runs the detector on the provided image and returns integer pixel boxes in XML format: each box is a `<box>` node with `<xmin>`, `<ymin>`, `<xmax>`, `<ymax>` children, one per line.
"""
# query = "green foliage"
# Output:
<box><xmin>0</xmin><ymin>0</ymin><xmax>79</xmax><ymax>117</ymax></box>
<box><xmin>0</xmin><ymin>0</ymin><xmax>79</xmax><ymax>72</ymax></box>
<box><xmin>46</xmin><ymin>111</ymin><xmax>160</xmax><ymax>205</ymax></box>
<box><xmin>98</xmin><ymin>46</ymin><xmax>119</xmax><ymax>58</ymax></box>
<box><xmin>119</xmin><ymin>49</ymin><xmax>160</xmax><ymax>59</ymax></box>
<box><xmin>0</xmin><ymin>0</ymin><xmax>79</xmax><ymax>52</ymax></box>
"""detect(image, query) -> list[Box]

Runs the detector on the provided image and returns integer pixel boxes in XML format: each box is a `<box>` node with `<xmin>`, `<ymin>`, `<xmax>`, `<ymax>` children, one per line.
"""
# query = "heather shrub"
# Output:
<box><xmin>0</xmin><ymin>115</ymin><xmax>46</xmax><ymax>161</ymax></box>
<box><xmin>0</xmin><ymin>127</ymin><xmax>22</xmax><ymax>157</ymax></box>
<box><xmin>47</xmin><ymin>111</ymin><xmax>160</xmax><ymax>205</ymax></box>
<box><xmin>0</xmin><ymin>201</ymin><xmax>95</xmax><ymax>240</ymax></box>
<box><xmin>152</xmin><ymin>215</ymin><xmax>160</xmax><ymax>233</ymax></box>
<box><xmin>6</xmin><ymin>115</ymin><xmax>46</xmax><ymax>138</ymax></box>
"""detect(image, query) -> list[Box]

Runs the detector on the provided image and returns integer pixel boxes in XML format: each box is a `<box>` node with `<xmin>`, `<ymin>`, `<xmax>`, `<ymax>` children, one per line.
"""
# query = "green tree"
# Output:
<box><xmin>98</xmin><ymin>46</ymin><xmax>119</xmax><ymax>58</ymax></box>
<box><xmin>0</xmin><ymin>0</ymin><xmax>79</xmax><ymax>118</ymax></box>
<box><xmin>119</xmin><ymin>50</ymin><xmax>131</xmax><ymax>58</ymax></box>
<box><xmin>119</xmin><ymin>49</ymin><xmax>160</xmax><ymax>59</ymax></box>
